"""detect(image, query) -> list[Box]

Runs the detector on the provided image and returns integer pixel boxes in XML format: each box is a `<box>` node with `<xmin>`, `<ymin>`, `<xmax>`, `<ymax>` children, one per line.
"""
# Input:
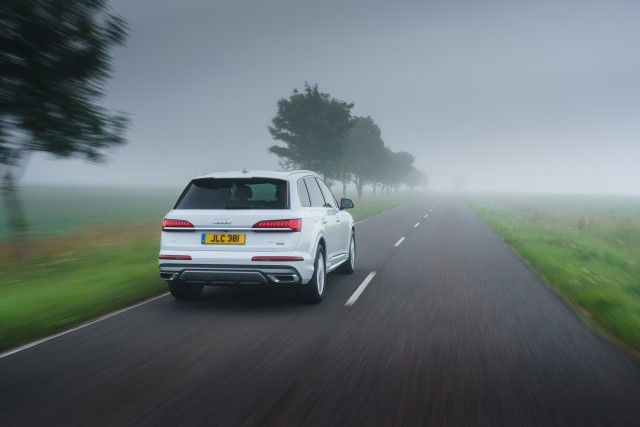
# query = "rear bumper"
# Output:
<box><xmin>159</xmin><ymin>263</ymin><xmax>303</xmax><ymax>286</ymax></box>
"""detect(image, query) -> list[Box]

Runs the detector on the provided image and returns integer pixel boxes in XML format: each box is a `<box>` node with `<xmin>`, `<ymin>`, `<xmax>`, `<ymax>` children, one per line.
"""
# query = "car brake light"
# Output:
<box><xmin>252</xmin><ymin>218</ymin><xmax>302</xmax><ymax>232</ymax></box>
<box><xmin>159</xmin><ymin>255</ymin><xmax>192</xmax><ymax>260</ymax></box>
<box><xmin>163</xmin><ymin>219</ymin><xmax>194</xmax><ymax>230</ymax></box>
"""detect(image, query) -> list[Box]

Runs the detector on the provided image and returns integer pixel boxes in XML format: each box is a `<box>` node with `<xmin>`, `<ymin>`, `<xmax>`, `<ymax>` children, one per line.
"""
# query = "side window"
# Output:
<box><xmin>315</xmin><ymin>178</ymin><xmax>338</xmax><ymax>209</ymax></box>
<box><xmin>304</xmin><ymin>177</ymin><xmax>326</xmax><ymax>208</ymax></box>
<box><xmin>298</xmin><ymin>180</ymin><xmax>311</xmax><ymax>207</ymax></box>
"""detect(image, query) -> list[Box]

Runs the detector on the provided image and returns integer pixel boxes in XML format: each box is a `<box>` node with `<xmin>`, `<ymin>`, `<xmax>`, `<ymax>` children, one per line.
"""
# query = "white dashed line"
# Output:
<box><xmin>424</xmin><ymin>214</ymin><xmax>429</xmax><ymax>218</ymax></box>
<box><xmin>414</xmin><ymin>222</ymin><xmax>420</xmax><ymax>228</ymax></box>
<box><xmin>394</xmin><ymin>237</ymin><xmax>405</xmax><ymax>247</ymax></box>
<box><xmin>345</xmin><ymin>271</ymin><xmax>377</xmax><ymax>306</ymax></box>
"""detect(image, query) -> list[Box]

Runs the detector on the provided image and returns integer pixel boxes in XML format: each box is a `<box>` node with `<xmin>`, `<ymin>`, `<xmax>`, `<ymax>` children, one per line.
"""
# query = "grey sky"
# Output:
<box><xmin>23</xmin><ymin>0</ymin><xmax>640</xmax><ymax>193</ymax></box>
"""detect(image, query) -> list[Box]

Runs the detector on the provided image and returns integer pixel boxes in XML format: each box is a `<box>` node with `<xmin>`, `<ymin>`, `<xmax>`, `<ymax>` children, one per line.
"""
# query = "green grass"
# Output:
<box><xmin>349</xmin><ymin>192</ymin><xmax>423</xmax><ymax>222</ymax></box>
<box><xmin>464</xmin><ymin>193</ymin><xmax>640</xmax><ymax>352</ymax></box>
<box><xmin>0</xmin><ymin>188</ymin><xmax>425</xmax><ymax>352</ymax></box>
<box><xmin>0</xmin><ymin>226</ymin><xmax>163</xmax><ymax>350</ymax></box>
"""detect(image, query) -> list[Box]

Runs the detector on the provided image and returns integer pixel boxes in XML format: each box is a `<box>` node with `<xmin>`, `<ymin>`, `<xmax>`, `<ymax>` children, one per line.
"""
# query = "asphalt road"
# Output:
<box><xmin>2</xmin><ymin>195</ymin><xmax>640</xmax><ymax>426</ymax></box>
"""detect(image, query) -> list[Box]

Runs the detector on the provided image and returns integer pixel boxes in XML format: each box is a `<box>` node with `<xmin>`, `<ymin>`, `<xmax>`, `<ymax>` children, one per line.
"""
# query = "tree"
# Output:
<box><xmin>371</xmin><ymin>146</ymin><xmax>394</xmax><ymax>195</ymax></box>
<box><xmin>390</xmin><ymin>151</ymin><xmax>415</xmax><ymax>191</ymax></box>
<box><xmin>375</xmin><ymin>149</ymin><xmax>415</xmax><ymax>193</ymax></box>
<box><xmin>346</xmin><ymin>116</ymin><xmax>385</xmax><ymax>199</ymax></box>
<box><xmin>405</xmin><ymin>167</ymin><xmax>428</xmax><ymax>190</ymax></box>
<box><xmin>0</xmin><ymin>0</ymin><xmax>128</xmax><ymax>253</ymax></box>
<box><xmin>268</xmin><ymin>83</ymin><xmax>355</xmax><ymax>179</ymax></box>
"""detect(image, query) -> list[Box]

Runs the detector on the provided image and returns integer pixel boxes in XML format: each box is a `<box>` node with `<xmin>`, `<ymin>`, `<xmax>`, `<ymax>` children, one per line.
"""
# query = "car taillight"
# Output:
<box><xmin>162</xmin><ymin>218</ymin><xmax>194</xmax><ymax>231</ymax></box>
<box><xmin>252</xmin><ymin>218</ymin><xmax>302</xmax><ymax>232</ymax></box>
<box><xmin>159</xmin><ymin>255</ymin><xmax>192</xmax><ymax>260</ymax></box>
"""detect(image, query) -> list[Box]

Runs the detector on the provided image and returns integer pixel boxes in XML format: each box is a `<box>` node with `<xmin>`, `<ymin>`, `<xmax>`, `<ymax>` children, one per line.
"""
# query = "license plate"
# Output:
<box><xmin>201</xmin><ymin>233</ymin><xmax>246</xmax><ymax>245</ymax></box>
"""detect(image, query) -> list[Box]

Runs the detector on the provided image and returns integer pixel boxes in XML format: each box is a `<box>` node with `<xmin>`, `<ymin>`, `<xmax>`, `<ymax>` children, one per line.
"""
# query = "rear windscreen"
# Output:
<box><xmin>174</xmin><ymin>178</ymin><xmax>289</xmax><ymax>209</ymax></box>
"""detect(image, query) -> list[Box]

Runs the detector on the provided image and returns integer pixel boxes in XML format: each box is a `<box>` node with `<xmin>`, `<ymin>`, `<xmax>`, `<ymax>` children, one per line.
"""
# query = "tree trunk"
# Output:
<box><xmin>2</xmin><ymin>170</ymin><xmax>29</xmax><ymax>259</ymax></box>
<box><xmin>342</xmin><ymin>172</ymin><xmax>347</xmax><ymax>198</ymax></box>
<box><xmin>355</xmin><ymin>176</ymin><xmax>364</xmax><ymax>199</ymax></box>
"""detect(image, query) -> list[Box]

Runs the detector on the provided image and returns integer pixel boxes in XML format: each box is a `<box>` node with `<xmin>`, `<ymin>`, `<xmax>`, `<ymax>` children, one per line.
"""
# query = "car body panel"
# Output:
<box><xmin>159</xmin><ymin>170</ymin><xmax>354</xmax><ymax>291</ymax></box>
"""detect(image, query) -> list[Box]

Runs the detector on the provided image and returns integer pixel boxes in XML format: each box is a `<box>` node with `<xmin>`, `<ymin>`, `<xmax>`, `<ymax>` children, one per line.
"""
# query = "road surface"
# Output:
<box><xmin>2</xmin><ymin>195</ymin><xmax>640</xmax><ymax>426</ymax></box>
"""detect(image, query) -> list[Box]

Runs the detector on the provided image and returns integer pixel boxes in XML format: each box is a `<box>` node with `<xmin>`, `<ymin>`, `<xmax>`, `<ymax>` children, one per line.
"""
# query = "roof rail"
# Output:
<box><xmin>194</xmin><ymin>169</ymin><xmax>317</xmax><ymax>177</ymax></box>
<box><xmin>197</xmin><ymin>170</ymin><xmax>237</xmax><ymax>176</ymax></box>
<box><xmin>287</xmin><ymin>169</ymin><xmax>316</xmax><ymax>175</ymax></box>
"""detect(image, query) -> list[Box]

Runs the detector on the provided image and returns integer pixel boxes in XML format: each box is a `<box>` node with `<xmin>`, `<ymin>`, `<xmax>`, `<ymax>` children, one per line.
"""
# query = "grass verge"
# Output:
<box><xmin>0</xmin><ymin>192</ymin><xmax>425</xmax><ymax>352</ymax></box>
<box><xmin>464</xmin><ymin>193</ymin><xmax>640</xmax><ymax>352</ymax></box>
<box><xmin>0</xmin><ymin>224</ymin><xmax>164</xmax><ymax>351</ymax></box>
<box><xmin>349</xmin><ymin>192</ymin><xmax>424</xmax><ymax>222</ymax></box>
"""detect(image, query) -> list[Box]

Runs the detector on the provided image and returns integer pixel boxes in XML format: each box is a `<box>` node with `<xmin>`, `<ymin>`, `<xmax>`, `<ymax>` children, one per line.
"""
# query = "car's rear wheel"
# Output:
<box><xmin>169</xmin><ymin>282</ymin><xmax>203</xmax><ymax>300</ymax></box>
<box><xmin>297</xmin><ymin>246</ymin><xmax>325</xmax><ymax>303</ymax></box>
<box><xmin>337</xmin><ymin>231</ymin><xmax>356</xmax><ymax>274</ymax></box>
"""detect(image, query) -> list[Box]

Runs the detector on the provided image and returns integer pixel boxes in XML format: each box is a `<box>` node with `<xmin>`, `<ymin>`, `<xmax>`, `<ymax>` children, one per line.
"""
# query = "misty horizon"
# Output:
<box><xmin>21</xmin><ymin>0</ymin><xmax>640</xmax><ymax>195</ymax></box>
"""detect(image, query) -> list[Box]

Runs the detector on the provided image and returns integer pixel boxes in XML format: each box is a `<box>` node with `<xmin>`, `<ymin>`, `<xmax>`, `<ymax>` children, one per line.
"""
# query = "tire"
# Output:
<box><xmin>169</xmin><ymin>282</ymin><xmax>203</xmax><ymax>300</ymax></box>
<box><xmin>337</xmin><ymin>231</ymin><xmax>356</xmax><ymax>274</ymax></box>
<box><xmin>297</xmin><ymin>246</ymin><xmax>326</xmax><ymax>304</ymax></box>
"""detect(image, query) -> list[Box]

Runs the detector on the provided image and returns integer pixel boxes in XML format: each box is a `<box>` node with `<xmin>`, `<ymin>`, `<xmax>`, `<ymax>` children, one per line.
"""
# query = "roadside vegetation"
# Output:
<box><xmin>0</xmin><ymin>187</ymin><xmax>424</xmax><ymax>352</ymax></box>
<box><xmin>268</xmin><ymin>83</ymin><xmax>428</xmax><ymax>198</ymax></box>
<box><xmin>1</xmin><ymin>0</ymin><xmax>130</xmax><ymax>253</ymax></box>
<box><xmin>465</xmin><ymin>193</ymin><xmax>640</xmax><ymax>352</ymax></box>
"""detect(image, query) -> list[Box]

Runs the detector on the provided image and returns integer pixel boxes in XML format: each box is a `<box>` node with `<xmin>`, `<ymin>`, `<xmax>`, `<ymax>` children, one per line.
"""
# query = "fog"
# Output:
<box><xmin>23</xmin><ymin>0</ymin><xmax>640</xmax><ymax>194</ymax></box>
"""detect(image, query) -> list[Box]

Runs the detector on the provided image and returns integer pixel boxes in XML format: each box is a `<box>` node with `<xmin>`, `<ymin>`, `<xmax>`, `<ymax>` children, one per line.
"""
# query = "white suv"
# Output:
<box><xmin>159</xmin><ymin>170</ymin><xmax>356</xmax><ymax>303</ymax></box>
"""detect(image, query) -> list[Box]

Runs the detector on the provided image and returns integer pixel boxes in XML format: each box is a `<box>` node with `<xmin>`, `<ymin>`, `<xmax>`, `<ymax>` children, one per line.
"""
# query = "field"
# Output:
<box><xmin>0</xmin><ymin>185</ymin><xmax>416</xmax><ymax>241</ymax></box>
<box><xmin>465</xmin><ymin>193</ymin><xmax>640</xmax><ymax>352</ymax></box>
<box><xmin>0</xmin><ymin>185</ymin><xmax>423</xmax><ymax>351</ymax></box>
<box><xmin>0</xmin><ymin>185</ymin><xmax>182</xmax><ymax>241</ymax></box>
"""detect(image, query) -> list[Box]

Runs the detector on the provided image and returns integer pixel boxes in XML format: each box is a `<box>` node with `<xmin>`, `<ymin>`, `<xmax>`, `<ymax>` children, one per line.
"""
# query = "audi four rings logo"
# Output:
<box><xmin>212</xmin><ymin>218</ymin><xmax>232</xmax><ymax>224</ymax></box>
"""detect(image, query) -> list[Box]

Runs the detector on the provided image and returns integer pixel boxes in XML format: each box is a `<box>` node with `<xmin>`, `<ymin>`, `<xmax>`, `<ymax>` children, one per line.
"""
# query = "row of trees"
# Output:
<box><xmin>268</xmin><ymin>83</ymin><xmax>426</xmax><ymax>198</ymax></box>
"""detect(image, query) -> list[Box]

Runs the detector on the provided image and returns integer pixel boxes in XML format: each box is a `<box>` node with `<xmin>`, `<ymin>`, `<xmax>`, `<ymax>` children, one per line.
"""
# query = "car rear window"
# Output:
<box><xmin>174</xmin><ymin>178</ymin><xmax>288</xmax><ymax>209</ymax></box>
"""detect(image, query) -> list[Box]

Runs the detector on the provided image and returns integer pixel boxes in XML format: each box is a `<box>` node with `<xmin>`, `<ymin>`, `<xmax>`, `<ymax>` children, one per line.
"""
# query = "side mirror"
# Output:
<box><xmin>340</xmin><ymin>198</ymin><xmax>354</xmax><ymax>210</ymax></box>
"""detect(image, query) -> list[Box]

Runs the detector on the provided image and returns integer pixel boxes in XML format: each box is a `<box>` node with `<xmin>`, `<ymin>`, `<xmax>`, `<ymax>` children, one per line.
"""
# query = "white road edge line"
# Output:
<box><xmin>414</xmin><ymin>222</ymin><xmax>420</xmax><ymax>228</ymax></box>
<box><xmin>394</xmin><ymin>237</ymin><xmax>405</xmax><ymax>247</ymax></box>
<box><xmin>0</xmin><ymin>293</ymin><xmax>170</xmax><ymax>360</ymax></box>
<box><xmin>345</xmin><ymin>271</ymin><xmax>377</xmax><ymax>307</ymax></box>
